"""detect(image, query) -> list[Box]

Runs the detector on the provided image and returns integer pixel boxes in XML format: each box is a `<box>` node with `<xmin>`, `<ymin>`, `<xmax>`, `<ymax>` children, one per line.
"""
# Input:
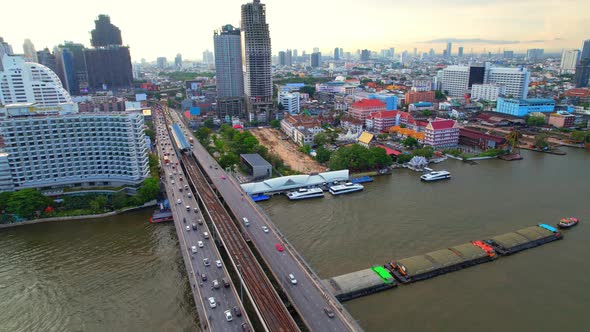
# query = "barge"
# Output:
<box><xmin>150</xmin><ymin>199</ymin><xmax>173</xmax><ymax>223</ymax></box>
<box><xmin>483</xmin><ymin>224</ymin><xmax>562</xmax><ymax>255</ymax></box>
<box><xmin>323</xmin><ymin>266</ymin><xmax>397</xmax><ymax>302</ymax></box>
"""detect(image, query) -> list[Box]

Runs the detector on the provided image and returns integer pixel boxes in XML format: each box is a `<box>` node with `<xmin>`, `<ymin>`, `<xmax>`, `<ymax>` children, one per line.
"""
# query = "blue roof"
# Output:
<box><xmin>171</xmin><ymin>123</ymin><xmax>191</xmax><ymax>150</ymax></box>
<box><xmin>413</xmin><ymin>102</ymin><xmax>433</xmax><ymax>107</ymax></box>
<box><xmin>538</xmin><ymin>223</ymin><xmax>558</xmax><ymax>233</ymax></box>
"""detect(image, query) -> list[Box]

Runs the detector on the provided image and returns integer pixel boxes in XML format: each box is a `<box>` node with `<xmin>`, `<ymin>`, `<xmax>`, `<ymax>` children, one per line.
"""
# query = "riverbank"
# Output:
<box><xmin>0</xmin><ymin>200</ymin><xmax>157</xmax><ymax>229</ymax></box>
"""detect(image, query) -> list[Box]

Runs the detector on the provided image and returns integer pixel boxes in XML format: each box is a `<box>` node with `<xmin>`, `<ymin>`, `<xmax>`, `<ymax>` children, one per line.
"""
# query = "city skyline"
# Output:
<box><xmin>0</xmin><ymin>0</ymin><xmax>588</xmax><ymax>61</ymax></box>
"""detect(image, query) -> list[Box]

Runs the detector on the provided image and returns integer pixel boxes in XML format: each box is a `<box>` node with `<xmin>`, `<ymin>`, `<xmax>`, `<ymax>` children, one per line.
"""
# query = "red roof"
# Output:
<box><xmin>369</xmin><ymin>110</ymin><xmax>398</xmax><ymax>119</ymax></box>
<box><xmin>352</xmin><ymin>99</ymin><xmax>386</xmax><ymax>108</ymax></box>
<box><xmin>416</xmin><ymin>120</ymin><xmax>429</xmax><ymax>128</ymax></box>
<box><xmin>565</xmin><ymin>88</ymin><xmax>590</xmax><ymax>98</ymax></box>
<box><xmin>233</xmin><ymin>124</ymin><xmax>244</xmax><ymax>129</ymax></box>
<box><xmin>398</xmin><ymin>112</ymin><xmax>412</xmax><ymax>119</ymax></box>
<box><xmin>429</xmin><ymin>119</ymin><xmax>456</xmax><ymax>130</ymax></box>
<box><xmin>376</xmin><ymin>145</ymin><xmax>402</xmax><ymax>156</ymax></box>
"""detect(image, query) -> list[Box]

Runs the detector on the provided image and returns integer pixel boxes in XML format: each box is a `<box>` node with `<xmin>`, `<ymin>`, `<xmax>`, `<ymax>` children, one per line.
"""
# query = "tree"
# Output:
<box><xmin>396</xmin><ymin>154</ymin><xmax>413</xmax><ymax>164</ymax></box>
<box><xmin>138</xmin><ymin>177</ymin><xmax>160</xmax><ymax>203</ymax></box>
<box><xmin>570</xmin><ymin>131</ymin><xmax>589</xmax><ymax>143</ymax></box>
<box><xmin>6</xmin><ymin>189</ymin><xmax>51</xmax><ymax>219</ymax></box>
<box><xmin>0</xmin><ymin>191</ymin><xmax>12</xmax><ymax>212</ymax></box>
<box><xmin>313</xmin><ymin>132</ymin><xmax>328</xmax><ymax>147</ymax></box>
<box><xmin>269</xmin><ymin>119</ymin><xmax>281</xmax><ymax>129</ymax></box>
<box><xmin>219</xmin><ymin>152</ymin><xmax>239</xmax><ymax>169</ymax></box>
<box><xmin>412</xmin><ymin>147</ymin><xmax>434</xmax><ymax>158</ymax></box>
<box><xmin>148</xmin><ymin>153</ymin><xmax>160</xmax><ymax>177</ymax></box>
<box><xmin>277</xmin><ymin>103</ymin><xmax>285</xmax><ymax>111</ymax></box>
<box><xmin>534</xmin><ymin>134</ymin><xmax>549</xmax><ymax>149</ymax></box>
<box><xmin>527</xmin><ymin>115</ymin><xmax>546</xmax><ymax>127</ymax></box>
<box><xmin>435</xmin><ymin>90</ymin><xmax>447</xmax><ymax>99</ymax></box>
<box><xmin>315</xmin><ymin>146</ymin><xmax>332</xmax><ymax>163</ymax></box>
<box><xmin>370</xmin><ymin>147</ymin><xmax>393</xmax><ymax>168</ymax></box>
<box><xmin>376</xmin><ymin>133</ymin><xmax>389</xmax><ymax>141</ymax></box>
<box><xmin>299</xmin><ymin>144</ymin><xmax>312</xmax><ymax>154</ymax></box>
<box><xmin>422</xmin><ymin>110</ymin><xmax>432</xmax><ymax>117</ymax></box>
<box><xmin>299</xmin><ymin>85</ymin><xmax>315</xmax><ymax>98</ymax></box>
<box><xmin>89</xmin><ymin>196</ymin><xmax>108</xmax><ymax>213</ymax></box>
<box><xmin>112</xmin><ymin>191</ymin><xmax>130</xmax><ymax>209</ymax></box>
<box><xmin>204</xmin><ymin>118</ymin><xmax>214</xmax><ymax>129</ymax></box>
<box><xmin>195</xmin><ymin>127</ymin><xmax>212</xmax><ymax>142</ymax></box>
<box><xmin>144</xmin><ymin>128</ymin><xmax>156</xmax><ymax>141</ymax></box>
<box><xmin>401</xmin><ymin>136</ymin><xmax>419</xmax><ymax>148</ymax></box>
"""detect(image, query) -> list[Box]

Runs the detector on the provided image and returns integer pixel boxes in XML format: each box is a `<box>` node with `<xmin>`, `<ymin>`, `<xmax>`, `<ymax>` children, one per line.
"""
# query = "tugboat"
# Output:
<box><xmin>558</xmin><ymin>217</ymin><xmax>579</xmax><ymax>229</ymax></box>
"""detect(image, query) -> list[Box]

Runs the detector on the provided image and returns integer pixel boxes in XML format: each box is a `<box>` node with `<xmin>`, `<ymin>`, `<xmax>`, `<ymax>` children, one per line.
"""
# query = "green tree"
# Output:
<box><xmin>376</xmin><ymin>133</ymin><xmax>389</xmax><ymax>141</ymax></box>
<box><xmin>195</xmin><ymin>127</ymin><xmax>212</xmax><ymax>142</ymax></box>
<box><xmin>112</xmin><ymin>191</ymin><xmax>130</xmax><ymax>209</ymax></box>
<box><xmin>148</xmin><ymin>153</ymin><xmax>160</xmax><ymax>177</ymax></box>
<box><xmin>570</xmin><ymin>131</ymin><xmax>589</xmax><ymax>143</ymax></box>
<box><xmin>269</xmin><ymin>119</ymin><xmax>281</xmax><ymax>129</ymax></box>
<box><xmin>299</xmin><ymin>144</ymin><xmax>312</xmax><ymax>154</ymax></box>
<box><xmin>422</xmin><ymin>110</ymin><xmax>432</xmax><ymax>117</ymax></box>
<box><xmin>144</xmin><ymin>128</ymin><xmax>156</xmax><ymax>141</ymax></box>
<box><xmin>396</xmin><ymin>154</ymin><xmax>413</xmax><ymax>164</ymax></box>
<box><xmin>277</xmin><ymin>103</ymin><xmax>285</xmax><ymax>111</ymax></box>
<box><xmin>370</xmin><ymin>147</ymin><xmax>393</xmax><ymax>168</ymax></box>
<box><xmin>219</xmin><ymin>152</ymin><xmax>239</xmax><ymax>169</ymax></box>
<box><xmin>6</xmin><ymin>189</ymin><xmax>51</xmax><ymax>219</ymax></box>
<box><xmin>313</xmin><ymin>132</ymin><xmax>328</xmax><ymax>146</ymax></box>
<box><xmin>0</xmin><ymin>191</ymin><xmax>12</xmax><ymax>212</ymax></box>
<box><xmin>204</xmin><ymin>118</ymin><xmax>214</xmax><ymax>128</ymax></box>
<box><xmin>315</xmin><ymin>146</ymin><xmax>332</xmax><ymax>163</ymax></box>
<box><xmin>138</xmin><ymin>177</ymin><xmax>160</xmax><ymax>203</ymax></box>
<box><xmin>299</xmin><ymin>85</ymin><xmax>316</xmax><ymax>98</ymax></box>
<box><xmin>534</xmin><ymin>134</ymin><xmax>549</xmax><ymax>149</ymax></box>
<box><xmin>89</xmin><ymin>196</ymin><xmax>108</xmax><ymax>213</ymax></box>
<box><xmin>435</xmin><ymin>90</ymin><xmax>446</xmax><ymax>99</ymax></box>
<box><xmin>527</xmin><ymin>115</ymin><xmax>546</xmax><ymax>127</ymax></box>
<box><xmin>412</xmin><ymin>147</ymin><xmax>434</xmax><ymax>158</ymax></box>
<box><xmin>401</xmin><ymin>136</ymin><xmax>419</xmax><ymax>148</ymax></box>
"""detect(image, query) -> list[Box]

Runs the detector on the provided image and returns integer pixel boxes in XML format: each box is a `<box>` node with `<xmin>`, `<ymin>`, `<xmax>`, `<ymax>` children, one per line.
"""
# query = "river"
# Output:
<box><xmin>0</xmin><ymin>148</ymin><xmax>588</xmax><ymax>332</ymax></box>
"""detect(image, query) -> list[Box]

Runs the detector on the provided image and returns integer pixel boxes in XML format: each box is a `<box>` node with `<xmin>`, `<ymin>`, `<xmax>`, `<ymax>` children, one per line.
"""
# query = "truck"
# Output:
<box><xmin>163</xmin><ymin>156</ymin><xmax>170</xmax><ymax>164</ymax></box>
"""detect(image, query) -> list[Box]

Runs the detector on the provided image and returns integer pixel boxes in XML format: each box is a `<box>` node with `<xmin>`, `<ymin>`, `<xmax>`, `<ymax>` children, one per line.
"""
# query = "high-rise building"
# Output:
<box><xmin>0</xmin><ymin>103</ymin><xmax>149</xmax><ymax>192</ymax></box>
<box><xmin>471</xmin><ymin>83</ymin><xmax>506</xmax><ymax>101</ymax></box>
<box><xmin>55</xmin><ymin>42</ymin><xmax>89</xmax><ymax>95</ymax></box>
<box><xmin>442</xmin><ymin>64</ymin><xmax>529</xmax><ymax>99</ymax></box>
<box><xmin>486</xmin><ymin>66</ymin><xmax>529</xmax><ymax>99</ymax></box>
<box><xmin>340</xmin><ymin>48</ymin><xmax>344</xmax><ymax>58</ymax></box>
<box><xmin>22</xmin><ymin>39</ymin><xmax>38</xmax><ymax>63</ymax></box>
<box><xmin>0</xmin><ymin>37</ymin><xmax>13</xmax><ymax>71</ymax></box>
<box><xmin>310</xmin><ymin>52</ymin><xmax>321</xmax><ymax>67</ymax></box>
<box><xmin>91</xmin><ymin>14</ymin><xmax>122</xmax><ymax>47</ymax></box>
<box><xmin>580</xmin><ymin>39</ymin><xmax>590</xmax><ymax>61</ymax></box>
<box><xmin>278</xmin><ymin>51</ymin><xmax>286</xmax><ymax>66</ymax></box>
<box><xmin>446</xmin><ymin>42</ymin><xmax>452</xmax><ymax>57</ymax></box>
<box><xmin>36</xmin><ymin>48</ymin><xmax>58</xmax><ymax>74</ymax></box>
<box><xmin>458</xmin><ymin>46</ymin><xmax>464</xmax><ymax>58</ymax></box>
<box><xmin>503</xmin><ymin>51</ymin><xmax>514</xmax><ymax>59</ymax></box>
<box><xmin>334</xmin><ymin>47</ymin><xmax>340</xmax><ymax>60</ymax></box>
<box><xmin>413</xmin><ymin>48</ymin><xmax>418</xmax><ymax>57</ymax></box>
<box><xmin>285</xmin><ymin>49</ymin><xmax>292</xmax><ymax>66</ymax></box>
<box><xmin>293</xmin><ymin>49</ymin><xmax>298</xmax><ymax>58</ymax></box>
<box><xmin>360</xmin><ymin>49</ymin><xmax>370</xmax><ymax>61</ymax></box>
<box><xmin>84</xmin><ymin>46</ymin><xmax>133</xmax><ymax>90</ymax></box>
<box><xmin>468</xmin><ymin>65</ymin><xmax>485</xmax><ymax>88</ymax></box>
<box><xmin>574</xmin><ymin>59</ymin><xmax>590</xmax><ymax>88</ymax></box>
<box><xmin>313</xmin><ymin>47</ymin><xmax>319</xmax><ymax>53</ymax></box>
<box><xmin>202</xmin><ymin>49</ymin><xmax>214</xmax><ymax>65</ymax></box>
<box><xmin>0</xmin><ymin>54</ymin><xmax>72</xmax><ymax>106</ymax></box>
<box><xmin>441</xmin><ymin>65</ymin><xmax>469</xmax><ymax>96</ymax></box>
<box><xmin>214</xmin><ymin>24</ymin><xmax>244</xmax><ymax>118</ymax></box>
<box><xmin>156</xmin><ymin>57</ymin><xmax>167</xmax><ymax>69</ymax></box>
<box><xmin>560</xmin><ymin>49</ymin><xmax>580</xmax><ymax>73</ymax></box>
<box><xmin>526</xmin><ymin>48</ymin><xmax>544</xmax><ymax>61</ymax></box>
<box><xmin>175</xmin><ymin>53</ymin><xmax>182</xmax><ymax>68</ymax></box>
<box><xmin>279</xmin><ymin>91</ymin><xmax>300</xmax><ymax>114</ymax></box>
<box><xmin>241</xmin><ymin>0</ymin><xmax>273</xmax><ymax>122</ymax></box>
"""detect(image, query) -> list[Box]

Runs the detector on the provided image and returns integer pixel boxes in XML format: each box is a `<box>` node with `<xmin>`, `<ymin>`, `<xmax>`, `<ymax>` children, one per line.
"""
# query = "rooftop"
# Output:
<box><xmin>352</xmin><ymin>99</ymin><xmax>386</xmax><ymax>108</ymax></box>
<box><xmin>240</xmin><ymin>153</ymin><xmax>272</xmax><ymax>168</ymax></box>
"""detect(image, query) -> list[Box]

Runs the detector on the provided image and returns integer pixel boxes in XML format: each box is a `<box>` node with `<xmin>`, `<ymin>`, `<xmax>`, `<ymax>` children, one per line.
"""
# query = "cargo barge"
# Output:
<box><xmin>323</xmin><ymin>266</ymin><xmax>397</xmax><ymax>301</ymax></box>
<box><xmin>387</xmin><ymin>240</ymin><xmax>497</xmax><ymax>284</ymax></box>
<box><xmin>484</xmin><ymin>224</ymin><xmax>562</xmax><ymax>255</ymax></box>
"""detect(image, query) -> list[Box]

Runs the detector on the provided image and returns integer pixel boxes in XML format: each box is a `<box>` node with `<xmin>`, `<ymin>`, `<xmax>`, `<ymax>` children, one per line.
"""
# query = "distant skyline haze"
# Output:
<box><xmin>1</xmin><ymin>0</ymin><xmax>588</xmax><ymax>61</ymax></box>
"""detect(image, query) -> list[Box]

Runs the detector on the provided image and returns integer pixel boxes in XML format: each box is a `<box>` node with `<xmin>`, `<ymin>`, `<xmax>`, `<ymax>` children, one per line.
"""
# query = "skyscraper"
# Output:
<box><xmin>156</xmin><ymin>57</ymin><xmax>167</xmax><ymax>69</ymax></box>
<box><xmin>334</xmin><ymin>47</ymin><xmax>340</xmax><ymax>60</ymax></box>
<box><xmin>560</xmin><ymin>49</ymin><xmax>580</xmax><ymax>73</ymax></box>
<box><xmin>214</xmin><ymin>24</ymin><xmax>244</xmax><ymax>118</ymax></box>
<box><xmin>202</xmin><ymin>50</ymin><xmax>214</xmax><ymax>65</ymax></box>
<box><xmin>22</xmin><ymin>39</ymin><xmax>38</xmax><ymax>63</ymax></box>
<box><xmin>36</xmin><ymin>48</ymin><xmax>58</xmax><ymax>74</ymax></box>
<box><xmin>360</xmin><ymin>49</ymin><xmax>370</xmax><ymax>61</ymax></box>
<box><xmin>278</xmin><ymin>51</ymin><xmax>286</xmax><ymax>66</ymax></box>
<box><xmin>285</xmin><ymin>49</ymin><xmax>292</xmax><ymax>66</ymax></box>
<box><xmin>175</xmin><ymin>54</ymin><xmax>182</xmax><ymax>68</ymax></box>
<box><xmin>526</xmin><ymin>49</ymin><xmax>544</xmax><ymax>61</ymax></box>
<box><xmin>310</xmin><ymin>52</ymin><xmax>321</xmax><ymax>67</ymax></box>
<box><xmin>446</xmin><ymin>42</ymin><xmax>452</xmax><ymax>57</ymax></box>
<box><xmin>580</xmin><ymin>39</ymin><xmax>590</xmax><ymax>61</ymax></box>
<box><xmin>91</xmin><ymin>15</ymin><xmax>123</xmax><ymax>47</ymax></box>
<box><xmin>574</xmin><ymin>59</ymin><xmax>590</xmax><ymax>88</ymax></box>
<box><xmin>0</xmin><ymin>37</ymin><xmax>13</xmax><ymax>71</ymax></box>
<box><xmin>458</xmin><ymin>47</ymin><xmax>464</xmax><ymax>58</ymax></box>
<box><xmin>241</xmin><ymin>0</ymin><xmax>273</xmax><ymax>122</ymax></box>
<box><xmin>55</xmin><ymin>41</ymin><xmax>88</xmax><ymax>95</ymax></box>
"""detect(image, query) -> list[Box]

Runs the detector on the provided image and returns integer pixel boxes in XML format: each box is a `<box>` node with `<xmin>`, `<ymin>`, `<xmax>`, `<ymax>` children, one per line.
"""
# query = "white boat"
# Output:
<box><xmin>287</xmin><ymin>187</ymin><xmax>325</xmax><ymax>200</ymax></box>
<box><xmin>328</xmin><ymin>182</ymin><xmax>364</xmax><ymax>195</ymax></box>
<box><xmin>420</xmin><ymin>170</ymin><xmax>451</xmax><ymax>182</ymax></box>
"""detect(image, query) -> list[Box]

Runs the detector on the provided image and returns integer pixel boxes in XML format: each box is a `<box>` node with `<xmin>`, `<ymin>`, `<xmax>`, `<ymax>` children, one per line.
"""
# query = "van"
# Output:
<box><xmin>242</xmin><ymin>217</ymin><xmax>250</xmax><ymax>227</ymax></box>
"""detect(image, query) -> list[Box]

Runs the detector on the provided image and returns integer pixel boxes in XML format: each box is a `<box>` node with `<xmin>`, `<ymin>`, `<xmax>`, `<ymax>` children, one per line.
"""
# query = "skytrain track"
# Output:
<box><xmin>181</xmin><ymin>153</ymin><xmax>300</xmax><ymax>332</ymax></box>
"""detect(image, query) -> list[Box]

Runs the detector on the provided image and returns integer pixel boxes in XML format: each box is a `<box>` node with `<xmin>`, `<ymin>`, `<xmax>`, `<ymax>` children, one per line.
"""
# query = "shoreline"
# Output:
<box><xmin>0</xmin><ymin>200</ymin><xmax>158</xmax><ymax>230</ymax></box>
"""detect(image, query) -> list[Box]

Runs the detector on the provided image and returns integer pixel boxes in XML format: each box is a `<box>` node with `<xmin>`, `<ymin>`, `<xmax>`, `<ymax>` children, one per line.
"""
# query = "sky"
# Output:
<box><xmin>1</xmin><ymin>0</ymin><xmax>589</xmax><ymax>61</ymax></box>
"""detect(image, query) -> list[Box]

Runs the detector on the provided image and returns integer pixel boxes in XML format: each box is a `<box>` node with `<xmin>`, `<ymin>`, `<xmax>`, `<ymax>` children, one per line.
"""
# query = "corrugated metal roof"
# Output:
<box><xmin>240</xmin><ymin>153</ymin><xmax>271</xmax><ymax>168</ymax></box>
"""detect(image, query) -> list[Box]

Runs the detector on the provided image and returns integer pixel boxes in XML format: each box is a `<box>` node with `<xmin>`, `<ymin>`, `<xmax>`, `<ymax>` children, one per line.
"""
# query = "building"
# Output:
<box><xmin>279</xmin><ymin>91</ymin><xmax>300</xmax><ymax>114</ymax></box>
<box><xmin>365</xmin><ymin>110</ymin><xmax>399</xmax><ymax>132</ymax></box>
<box><xmin>468</xmin><ymin>65</ymin><xmax>486</xmax><ymax>88</ymax></box>
<box><xmin>560</xmin><ymin>49</ymin><xmax>580</xmax><ymax>73</ymax></box>
<box><xmin>0</xmin><ymin>103</ymin><xmax>148</xmax><ymax>192</ymax></box>
<box><xmin>368</xmin><ymin>94</ymin><xmax>398</xmax><ymax>111</ymax></box>
<box><xmin>334</xmin><ymin>47</ymin><xmax>340</xmax><ymax>60</ymax></box>
<box><xmin>424</xmin><ymin>118</ymin><xmax>459</xmax><ymax>148</ymax></box>
<box><xmin>175</xmin><ymin>53</ymin><xmax>182</xmax><ymax>68</ymax></box>
<box><xmin>0</xmin><ymin>55</ymin><xmax>72</xmax><ymax>106</ymax></box>
<box><xmin>357</xmin><ymin>131</ymin><xmax>374</xmax><ymax>148</ymax></box>
<box><xmin>91</xmin><ymin>15</ymin><xmax>122</xmax><ymax>47</ymax></box>
<box><xmin>278</xmin><ymin>51</ymin><xmax>286</xmax><ymax>66</ymax></box>
<box><xmin>55</xmin><ymin>42</ymin><xmax>89</xmax><ymax>95</ymax></box>
<box><xmin>458</xmin><ymin>46</ymin><xmax>464</xmax><ymax>58</ymax></box>
<box><xmin>503</xmin><ymin>51</ymin><xmax>514</xmax><ymax>59</ymax></box>
<box><xmin>496</xmin><ymin>97</ymin><xmax>555</xmax><ymax>117</ymax></box>
<box><xmin>240</xmin><ymin>154</ymin><xmax>272</xmax><ymax>179</ymax></box>
<box><xmin>36</xmin><ymin>48</ymin><xmax>58</xmax><ymax>74</ymax></box>
<box><xmin>408</xmin><ymin>102</ymin><xmax>434</xmax><ymax>111</ymax></box>
<box><xmin>441</xmin><ymin>66</ymin><xmax>470</xmax><ymax>97</ymax></box>
<box><xmin>0</xmin><ymin>37</ymin><xmax>13</xmax><ymax>71</ymax></box>
<box><xmin>526</xmin><ymin>48</ymin><xmax>544</xmax><ymax>61</ymax></box>
<box><xmin>405</xmin><ymin>90</ymin><xmax>435</xmax><ymax>104</ymax></box>
<box><xmin>347</xmin><ymin>99</ymin><xmax>386</xmax><ymax>121</ymax></box>
<box><xmin>340</xmin><ymin>116</ymin><xmax>363</xmax><ymax>135</ymax></box>
<box><xmin>564</xmin><ymin>88</ymin><xmax>590</xmax><ymax>105</ymax></box>
<box><xmin>574</xmin><ymin>59</ymin><xmax>590</xmax><ymax>88</ymax></box>
<box><xmin>241</xmin><ymin>0</ymin><xmax>273</xmax><ymax>122</ymax></box>
<box><xmin>22</xmin><ymin>39</ymin><xmax>38</xmax><ymax>63</ymax></box>
<box><xmin>84</xmin><ymin>46</ymin><xmax>133</xmax><ymax>90</ymax></box>
<box><xmin>581</xmin><ymin>40</ymin><xmax>590</xmax><ymax>61</ymax></box>
<box><xmin>446</xmin><ymin>42</ymin><xmax>452</xmax><ymax>57</ymax></box>
<box><xmin>280</xmin><ymin>113</ymin><xmax>324</xmax><ymax>146</ymax></box>
<box><xmin>156</xmin><ymin>57</ymin><xmax>167</xmax><ymax>69</ymax></box>
<box><xmin>486</xmin><ymin>66</ymin><xmax>529</xmax><ymax>99</ymax></box>
<box><xmin>360</xmin><ymin>49</ymin><xmax>370</xmax><ymax>61</ymax></box>
<box><xmin>214</xmin><ymin>24</ymin><xmax>244</xmax><ymax>118</ymax></box>
<box><xmin>548</xmin><ymin>112</ymin><xmax>576</xmax><ymax>128</ymax></box>
<box><xmin>311</xmin><ymin>52</ymin><xmax>321</xmax><ymax>67</ymax></box>
<box><xmin>471</xmin><ymin>84</ymin><xmax>506</xmax><ymax>101</ymax></box>
<box><xmin>459</xmin><ymin>128</ymin><xmax>506</xmax><ymax>150</ymax></box>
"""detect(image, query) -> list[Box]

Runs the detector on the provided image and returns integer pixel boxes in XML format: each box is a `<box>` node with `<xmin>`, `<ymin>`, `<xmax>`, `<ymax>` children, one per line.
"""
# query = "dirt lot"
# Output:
<box><xmin>249</xmin><ymin>128</ymin><xmax>327</xmax><ymax>174</ymax></box>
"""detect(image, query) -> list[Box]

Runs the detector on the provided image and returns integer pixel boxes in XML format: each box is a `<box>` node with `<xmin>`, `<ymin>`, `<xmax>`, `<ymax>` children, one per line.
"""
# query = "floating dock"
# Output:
<box><xmin>350</xmin><ymin>176</ymin><xmax>374</xmax><ymax>184</ymax></box>
<box><xmin>323</xmin><ymin>266</ymin><xmax>397</xmax><ymax>301</ymax></box>
<box><xmin>326</xmin><ymin>224</ymin><xmax>564</xmax><ymax>302</ymax></box>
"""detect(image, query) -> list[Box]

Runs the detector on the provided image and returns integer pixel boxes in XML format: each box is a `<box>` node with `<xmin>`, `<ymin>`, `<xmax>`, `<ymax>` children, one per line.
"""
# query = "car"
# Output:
<box><xmin>208</xmin><ymin>297</ymin><xmax>216</xmax><ymax>308</ymax></box>
<box><xmin>177</xmin><ymin>199</ymin><xmax>182</xmax><ymax>205</ymax></box>
<box><xmin>242</xmin><ymin>217</ymin><xmax>249</xmax><ymax>227</ymax></box>
<box><xmin>191</xmin><ymin>246</ymin><xmax>197</xmax><ymax>254</ymax></box>
<box><xmin>191</xmin><ymin>223</ymin><xmax>197</xmax><ymax>230</ymax></box>
<box><xmin>203</xmin><ymin>232</ymin><xmax>209</xmax><ymax>239</ymax></box>
<box><xmin>201</xmin><ymin>274</ymin><xmax>207</xmax><ymax>281</ymax></box>
<box><xmin>233</xmin><ymin>306</ymin><xmax>242</xmax><ymax>317</ymax></box>
<box><xmin>179</xmin><ymin>187</ymin><xmax>183</xmax><ymax>192</ymax></box>
<box><xmin>215</xmin><ymin>260</ymin><xmax>222</xmax><ymax>268</ymax></box>
<box><xmin>275</xmin><ymin>243</ymin><xmax>284</xmax><ymax>252</ymax></box>
<box><xmin>222</xmin><ymin>279</ymin><xmax>230</xmax><ymax>288</ymax></box>
<box><xmin>179</xmin><ymin>177</ymin><xmax>183</xmax><ymax>181</ymax></box>
<box><xmin>241</xmin><ymin>323</ymin><xmax>250</xmax><ymax>331</ymax></box>
<box><xmin>262</xmin><ymin>226</ymin><xmax>269</xmax><ymax>233</ymax></box>
<box><xmin>185</xmin><ymin>205</ymin><xmax>190</xmax><ymax>211</ymax></box>
<box><xmin>194</xmin><ymin>207</ymin><xmax>199</xmax><ymax>213</ymax></box>
<box><xmin>171</xmin><ymin>180</ymin><xmax>175</xmax><ymax>185</ymax></box>
<box><xmin>203</xmin><ymin>258</ymin><xmax>210</xmax><ymax>267</ymax></box>
<box><xmin>185</xmin><ymin>225</ymin><xmax>191</xmax><ymax>231</ymax></box>
<box><xmin>187</xmin><ymin>192</ymin><xmax>192</xmax><ymax>198</ymax></box>
<box><xmin>288</xmin><ymin>273</ymin><xmax>297</xmax><ymax>285</ymax></box>
<box><xmin>221</xmin><ymin>175</ymin><xmax>226</xmax><ymax>180</ymax></box>
<box><xmin>184</xmin><ymin>184</ymin><xmax>189</xmax><ymax>189</ymax></box>
<box><xmin>198</xmin><ymin>218</ymin><xmax>203</xmax><ymax>225</ymax></box>
<box><xmin>213</xmin><ymin>279</ymin><xmax>220</xmax><ymax>289</ymax></box>
<box><xmin>224</xmin><ymin>310</ymin><xmax>233</xmax><ymax>322</ymax></box>
<box><xmin>198</xmin><ymin>241</ymin><xmax>204</xmax><ymax>248</ymax></box>
<box><xmin>323</xmin><ymin>307</ymin><xmax>335</xmax><ymax>318</ymax></box>
<box><xmin>214</xmin><ymin>166</ymin><xmax>219</xmax><ymax>169</ymax></box>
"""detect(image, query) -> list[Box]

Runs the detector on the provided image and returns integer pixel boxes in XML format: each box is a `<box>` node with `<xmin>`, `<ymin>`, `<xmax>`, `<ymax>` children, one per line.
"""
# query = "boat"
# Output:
<box><xmin>329</xmin><ymin>182</ymin><xmax>364</xmax><ymax>196</ymax></box>
<box><xmin>558</xmin><ymin>217</ymin><xmax>579</xmax><ymax>229</ymax></box>
<box><xmin>150</xmin><ymin>199</ymin><xmax>173</xmax><ymax>223</ymax></box>
<box><xmin>350</xmin><ymin>176</ymin><xmax>374</xmax><ymax>184</ymax></box>
<box><xmin>287</xmin><ymin>187</ymin><xmax>325</xmax><ymax>200</ymax></box>
<box><xmin>251</xmin><ymin>194</ymin><xmax>270</xmax><ymax>202</ymax></box>
<box><xmin>420</xmin><ymin>170</ymin><xmax>451</xmax><ymax>182</ymax></box>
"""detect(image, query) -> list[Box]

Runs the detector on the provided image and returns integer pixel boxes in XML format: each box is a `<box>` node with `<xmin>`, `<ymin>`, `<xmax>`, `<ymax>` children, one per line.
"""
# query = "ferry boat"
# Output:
<box><xmin>328</xmin><ymin>182</ymin><xmax>364</xmax><ymax>196</ymax></box>
<box><xmin>287</xmin><ymin>187</ymin><xmax>325</xmax><ymax>200</ymax></box>
<box><xmin>558</xmin><ymin>217</ymin><xmax>579</xmax><ymax>229</ymax></box>
<box><xmin>420</xmin><ymin>170</ymin><xmax>451</xmax><ymax>182</ymax></box>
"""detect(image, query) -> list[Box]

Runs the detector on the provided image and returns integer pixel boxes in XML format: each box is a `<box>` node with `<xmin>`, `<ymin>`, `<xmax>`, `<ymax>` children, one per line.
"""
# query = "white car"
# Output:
<box><xmin>187</xmin><ymin>192</ymin><xmax>192</xmax><ymax>198</ymax></box>
<box><xmin>198</xmin><ymin>241</ymin><xmax>204</xmax><ymax>248</ymax></box>
<box><xmin>177</xmin><ymin>199</ymin><xmax>182</xmax><ymax>205</ymax></box>
<box><xmin>262</xmin><ymin>226</ymin><xmax>269</xmax><ymax>233</ymax></box>
<box><xmin>208</xmin><ymin>297</ymin><xmax>216</xmax><ymax>308</ymax></box>
<box><xmin>224</xmin><ymin>310</ymin><xmax>233</xmax><ymax>322</ymax></box>
<box><xmin>185</xmin><ymin>225</ymin><xmax>191</xmax><ymax>231</ymax></box>
<box><xmin>191</xmin><ymin>246</ymin><xmax>197</xmax><ymax>254</ymax></box>
<box><xmin>215</xmin><ymin>260</ymin><xmax>222</xmax><ymax>268</ymax></box>
<box><xmin>288</xmin><ymin>274</ymin><xmax>297</xmax><ymax>285</ymax></box>
<box><xmin>203</xmin><ymin>258</ymin><xmax>210</xmax><ymax>267</ymax></box>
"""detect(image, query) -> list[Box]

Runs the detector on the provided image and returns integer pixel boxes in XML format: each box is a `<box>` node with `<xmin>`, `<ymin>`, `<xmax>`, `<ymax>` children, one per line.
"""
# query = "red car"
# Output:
<box><xmin>275</xmin><ymin>243</ymin><xmax>284</xmax><ymax>252</ymax></box>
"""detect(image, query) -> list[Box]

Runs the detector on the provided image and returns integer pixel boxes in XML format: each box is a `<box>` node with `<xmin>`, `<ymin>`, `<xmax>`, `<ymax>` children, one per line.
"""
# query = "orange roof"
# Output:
<box><xmin>352</xmin><ymin>99</ymin><xmax>386</xmax><ymax>108</ymax></box>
